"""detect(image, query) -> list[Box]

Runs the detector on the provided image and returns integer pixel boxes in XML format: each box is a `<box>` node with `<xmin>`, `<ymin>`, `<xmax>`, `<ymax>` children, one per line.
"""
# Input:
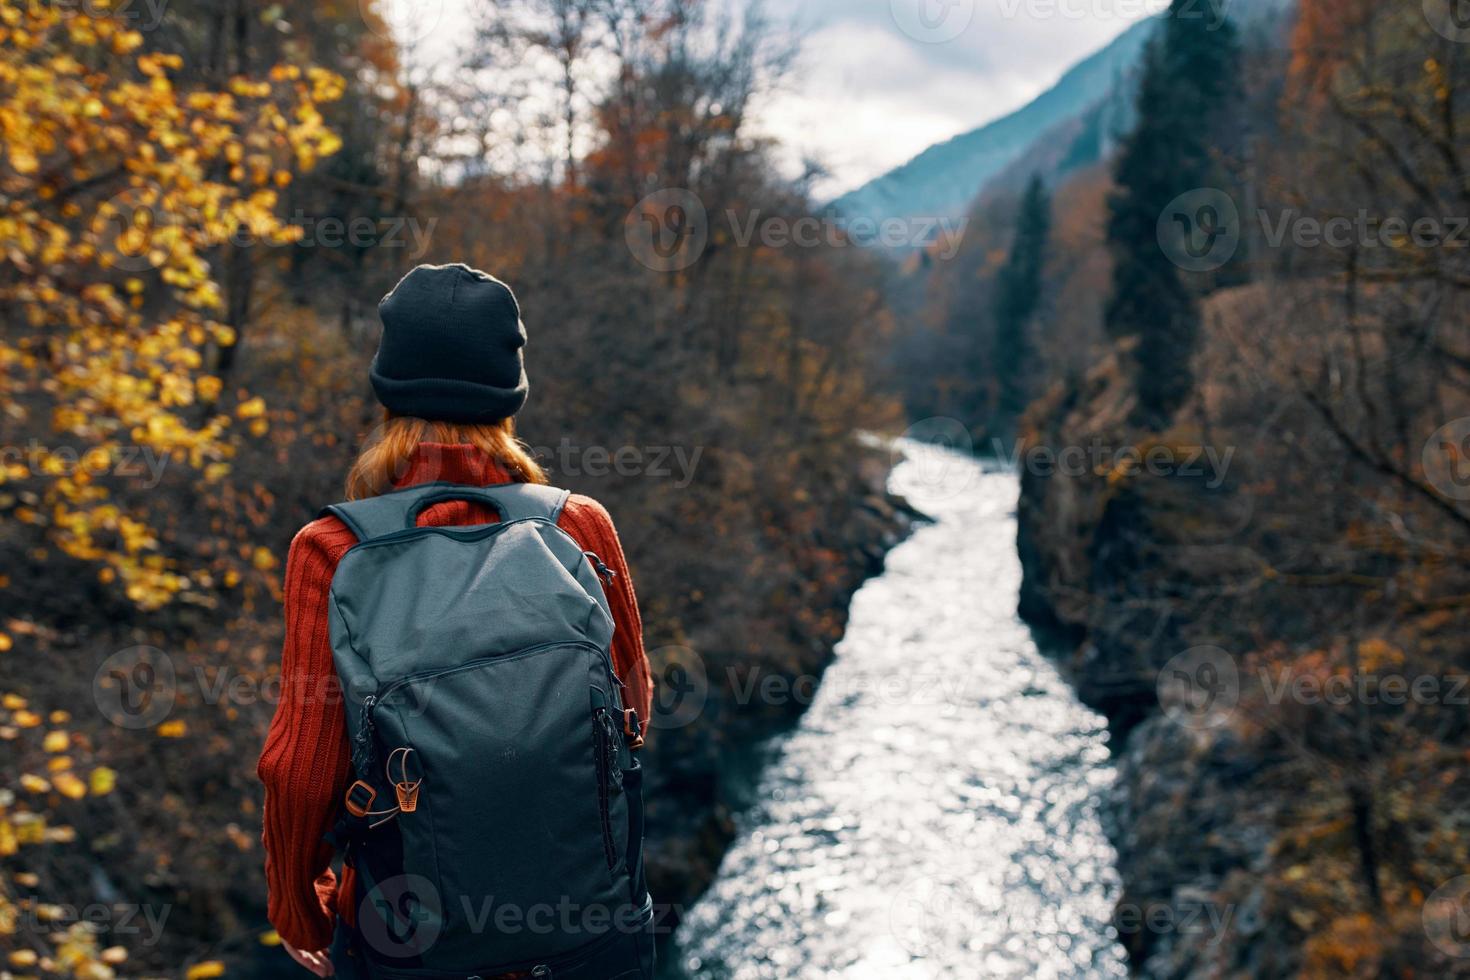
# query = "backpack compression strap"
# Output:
<box><xmin>320</xmin><ymin>481</ymin><xmax>571</xmax><ymax>543</ymax></box>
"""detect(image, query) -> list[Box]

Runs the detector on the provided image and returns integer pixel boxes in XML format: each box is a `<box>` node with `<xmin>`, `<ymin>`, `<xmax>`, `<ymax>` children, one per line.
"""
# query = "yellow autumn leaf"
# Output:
<box><xmin>235</xmin><ymin>396</ymin><xmax>266</xmax><ymax>419</ymax></box>
<box><xmin>186</xmin><ymin>960</ymin><xmax>227</xmax><ymax>979</ymax></box>
<box><xmin>53</xmin><ymin>773</ymin><xmax>86</xmax><ymax>800</ymax></box>
<box><xmin>19</xmin><ymin>774</ymin><xmax>51</xmax><ymax>794</ymax></box>
<box><xmin>0</xmin><ymin>634</ymin><xmax>11</xmax><ymax>652</ymax></box>
<box><xmin>12</xmin><ymin>710</ymin><xmax>41</xmax><ymax>729</ymax></box>
<box><xmin>42</xmin><ymin>730</ymin><xmax>69</xmax><ymax>753</ymax></box>
<box><xmin>258</xmin><ymin>930</ymin><xmax>281</xmax><ymax>947</ymax></box>
<box><xmin>156</xmin><ymin>720</ymin><xmax>187</xmax><ymax>738</ymax></box>
<box><xmin>90</xmin><ymin>767</ymin><xmax>117</xmax><ymax>796</ymax></box>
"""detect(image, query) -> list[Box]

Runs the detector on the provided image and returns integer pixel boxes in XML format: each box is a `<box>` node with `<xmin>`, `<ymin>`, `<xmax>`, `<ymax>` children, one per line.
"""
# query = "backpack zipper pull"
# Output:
<box><xmin>583</xmin><ymin>551</ymin><xmax>616</xmax><ymax>583</ymax></box>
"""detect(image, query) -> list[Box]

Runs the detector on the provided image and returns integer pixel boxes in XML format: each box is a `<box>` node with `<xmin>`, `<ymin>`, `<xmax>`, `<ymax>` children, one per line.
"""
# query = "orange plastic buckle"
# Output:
<box><xmin>344</xmin><ymin>780</ymin><xmax>377</xmax><ymax>819</ymax></box>
<box><xmin>395</xmin><ymin>781</ymin><xmax>421</xmax><ymax>812</ymax></box>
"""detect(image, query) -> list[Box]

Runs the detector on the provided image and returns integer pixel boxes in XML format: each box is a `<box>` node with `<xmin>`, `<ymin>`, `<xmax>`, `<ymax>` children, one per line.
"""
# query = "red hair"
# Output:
<box><xmin>345</xmin><ymin>414</ymin><xmax>547</xmax><ymax>500</ymax></box>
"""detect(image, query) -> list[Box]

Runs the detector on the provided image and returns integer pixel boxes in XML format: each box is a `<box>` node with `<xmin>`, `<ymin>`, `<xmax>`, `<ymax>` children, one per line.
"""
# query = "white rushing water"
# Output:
<box><xmin>668</xmin><ymin>442</ymin><xmax>1129</xmax><ymax>979</ymax></box>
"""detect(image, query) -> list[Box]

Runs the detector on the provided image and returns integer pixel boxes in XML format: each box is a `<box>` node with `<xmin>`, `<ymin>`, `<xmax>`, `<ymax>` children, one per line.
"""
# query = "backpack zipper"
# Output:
<box><xmin>359</xmin><ymin>641</ymin><xmax>618</xmax><ymax>770</ymax></box>
<box><xmin>593</xmin><ymin>707</ymin><xmax>620</xmax><ymax>870</ymax></box>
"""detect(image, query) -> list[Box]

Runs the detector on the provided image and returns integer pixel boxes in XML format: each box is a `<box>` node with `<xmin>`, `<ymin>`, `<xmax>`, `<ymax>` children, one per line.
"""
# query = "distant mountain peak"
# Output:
<box><xmin>828</xmin><ymin>18</ymin><xmax>1158</xmax><ymax>236</ymax></box>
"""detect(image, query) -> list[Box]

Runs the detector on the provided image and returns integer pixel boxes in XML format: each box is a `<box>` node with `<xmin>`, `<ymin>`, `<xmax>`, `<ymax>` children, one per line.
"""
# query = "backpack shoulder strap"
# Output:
<box><xmin>321</xmin><ymin>481</ymin><xmax>571</xmax><ymax>543</ymax></box>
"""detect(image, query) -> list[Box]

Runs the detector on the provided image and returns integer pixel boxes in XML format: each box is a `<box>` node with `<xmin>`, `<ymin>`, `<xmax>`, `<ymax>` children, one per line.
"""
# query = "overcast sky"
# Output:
<box><xmin>395</xmin><ymin>0</ymin><xmax>1160</xmax><ymax>199</ymax></box>
<box><xmin>751</xmin><ymin>0</ymin><xmax>1158</xmax><ymax>197</ymax></box>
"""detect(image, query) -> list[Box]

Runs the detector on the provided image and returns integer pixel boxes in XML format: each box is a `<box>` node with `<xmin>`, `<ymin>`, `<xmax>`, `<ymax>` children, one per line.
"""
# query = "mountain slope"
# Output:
<box><xmin>829</xmin><ymin>18</ymin><xmax>1157</xmax><ymax>231</ymax></box>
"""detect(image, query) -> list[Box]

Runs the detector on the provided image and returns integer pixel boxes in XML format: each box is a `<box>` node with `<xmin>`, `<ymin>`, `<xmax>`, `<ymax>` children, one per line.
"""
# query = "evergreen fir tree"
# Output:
<box><xmin>992</xmin><ymin>175</ymin><xmax>1052</xmax><ymax>437</ymax></box>
<box><xmin>1105</xmin><ymin>0</ymin><xmax>1240</xmax><ymax>429</ymax></box>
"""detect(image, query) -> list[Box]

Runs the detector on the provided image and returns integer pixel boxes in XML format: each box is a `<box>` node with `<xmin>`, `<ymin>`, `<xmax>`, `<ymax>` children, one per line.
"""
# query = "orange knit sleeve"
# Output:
<box><xmin>559</xmin><ymin>495</ymin><xmax>653</xmax><ymax>728</ymax></box>
<box><xmin>257</xmin><ymin>517</ymin><xmax>357</xmax><ymax>951</ymax></box>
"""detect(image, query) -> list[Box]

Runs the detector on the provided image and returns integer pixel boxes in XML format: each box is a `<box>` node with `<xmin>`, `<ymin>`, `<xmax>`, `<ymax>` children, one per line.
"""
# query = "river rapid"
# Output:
<box><xmin>666</xmin><ymin>442</ymin><xmax>1129</xmax><ymax>979</ymax></box>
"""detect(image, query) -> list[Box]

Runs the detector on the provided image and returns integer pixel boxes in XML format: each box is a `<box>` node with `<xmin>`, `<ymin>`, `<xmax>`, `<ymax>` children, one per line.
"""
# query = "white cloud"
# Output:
<box><xmin>746</xmin><ymin>0</ymin><xmax>1157</xmax><ymax>197</ymax></box>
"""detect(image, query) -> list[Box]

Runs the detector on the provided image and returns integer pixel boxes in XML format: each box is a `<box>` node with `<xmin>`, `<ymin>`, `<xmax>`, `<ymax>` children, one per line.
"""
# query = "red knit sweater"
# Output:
<box><xmin>257</xmin><ymin>444</ymin><xmax>653</xmax><ymax>952</ymax></box>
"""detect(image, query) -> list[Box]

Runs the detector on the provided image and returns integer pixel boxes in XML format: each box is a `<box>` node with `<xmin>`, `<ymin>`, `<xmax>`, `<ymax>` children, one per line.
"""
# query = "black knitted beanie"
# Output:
<box><xmin>369</xmin><ymin>263</ymin><xmax>529</xmax><ymax>423</ymax></box>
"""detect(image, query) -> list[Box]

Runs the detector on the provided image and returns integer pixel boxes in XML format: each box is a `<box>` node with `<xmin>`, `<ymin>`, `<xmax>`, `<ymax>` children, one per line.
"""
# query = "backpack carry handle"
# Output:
<box><xmin>322</xmin><ymin>481</ymin><xmax>571</xmax><ymax>543</ymax></box>
<box><xmin>403</xmin><ymin>487</ymin><xmax>513</xmax><ymax>527</ymax></box>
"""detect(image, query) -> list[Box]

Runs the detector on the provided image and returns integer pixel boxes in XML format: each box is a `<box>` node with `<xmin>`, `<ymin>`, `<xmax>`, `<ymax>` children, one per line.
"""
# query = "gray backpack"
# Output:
<box><xmin>322</xmin><ymin>482</ymin><xmax>653</xmax><ymax>980</ymax></box>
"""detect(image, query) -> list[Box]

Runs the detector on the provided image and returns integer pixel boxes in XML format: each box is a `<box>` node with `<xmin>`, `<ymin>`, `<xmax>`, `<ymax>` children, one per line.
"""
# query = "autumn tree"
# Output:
<box><xmin>0</xmin><ymin>3</ymin><xmax>343</xmax><ymax>604</ymax></box>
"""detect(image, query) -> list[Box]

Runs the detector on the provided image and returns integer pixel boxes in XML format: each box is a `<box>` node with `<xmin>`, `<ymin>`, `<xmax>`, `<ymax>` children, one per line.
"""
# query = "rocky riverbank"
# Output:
<box><xmin>1014</xmin><ymin>343</ymin><xmax>1470</xmax><ymax>978</ymax></box>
